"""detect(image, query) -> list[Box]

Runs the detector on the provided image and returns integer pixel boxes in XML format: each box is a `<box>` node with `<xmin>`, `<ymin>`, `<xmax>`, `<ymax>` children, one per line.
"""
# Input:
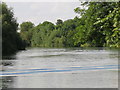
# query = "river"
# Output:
<box><xmin>1</xmin><ymin>48</ymin><xmax>119</xmax><ymax>88</ymax></box>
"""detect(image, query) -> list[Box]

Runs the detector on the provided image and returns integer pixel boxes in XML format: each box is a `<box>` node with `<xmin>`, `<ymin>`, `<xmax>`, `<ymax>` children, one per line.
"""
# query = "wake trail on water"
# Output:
<box><xmin>1</xmin><ymin>64</ymin><xmax>119</xmax><ymax>76</ymax></box>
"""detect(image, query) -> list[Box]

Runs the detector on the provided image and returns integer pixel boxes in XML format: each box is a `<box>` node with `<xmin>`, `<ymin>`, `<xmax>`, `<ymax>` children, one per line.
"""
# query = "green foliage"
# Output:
<box><xmin>3</xmin><ymin>1</ymin><xmax>120</xmax><ymax>57</ymax></box>
<box><xmin>20</xmin><ymin>21</ymin><xmax>34</xmax><ymax>46</ymax></box>
<box><xmin>1</xmin><ymin>3</ymin><xmax>25</xmax><ymax>56</ymax></box>
<box><xmin>56</xmin><ymin>19</ymin><xmax>63</xmax><ymax>25</ymax></box>
<box><xmin>93</xmin><ymin>2</ymin><xmax>120</xmax><ymax>47</ymax></box>
<box><xmin>73</xmin><ymin>2</ymin><xmax>120</xmax><ymax>48</ymax></box>
<box><xmin>7</xmin><ymin>2</ymin><xmax>119</xmax><ymax>49</ymax></box>
<box><xmin>31</xmin><ymin>21</ymin><xmax>64</xmax><ymax>47</ymax></box>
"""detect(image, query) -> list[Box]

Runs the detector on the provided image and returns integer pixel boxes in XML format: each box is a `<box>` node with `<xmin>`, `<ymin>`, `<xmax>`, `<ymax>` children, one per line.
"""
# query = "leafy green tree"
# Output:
<box><xmin>1</xmin><ymin>3</ymin><xmax>25</xmax><ymax>56</ymax></box>
<box><xmin>74</xmin><ymin>2</ymin><xmax>120</xmax><ymax>47</ymax></box>
<box><xmin>42</xmin><ymin>21</ymin><xmax>55</xmax><ymax>31</ymax></box>
<box><xmin>20</xmin><ymin>2</ymin><xmax>120</xmax><ymax>48</ymax></box>
<box><xmin>56</xmin><ymin>19</ymin><xmax>63</xmax><ymax>25</ymax></box>
<box><xmin>94</xmin><ymin>2</ymin><xmax>120</xmax><ymax>47</ymax></box>
<box><xmin>31</xmin><ymin>21</ymin><xmax>55</xmax><ymax>47</ymax></box>
<box><xmin>20</xmin><ymin>21</ymin><xmax>34</xmax><ymax>46</ymax></box>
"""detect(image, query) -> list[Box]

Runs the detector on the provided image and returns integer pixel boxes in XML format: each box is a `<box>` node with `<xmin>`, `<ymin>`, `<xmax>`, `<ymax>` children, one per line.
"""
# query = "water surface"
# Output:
<box><xmin>1</xmin><ymin>48</ymin><xmax>119</xmax><ymax>88</ymax></box>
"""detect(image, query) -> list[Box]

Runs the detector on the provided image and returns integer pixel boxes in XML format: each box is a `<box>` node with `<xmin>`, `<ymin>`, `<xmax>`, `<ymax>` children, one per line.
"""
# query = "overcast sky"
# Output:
<box><xmin>5</xmin><ymin>2</ymin><xmax>80</xmax><ymax>26</ymax></box>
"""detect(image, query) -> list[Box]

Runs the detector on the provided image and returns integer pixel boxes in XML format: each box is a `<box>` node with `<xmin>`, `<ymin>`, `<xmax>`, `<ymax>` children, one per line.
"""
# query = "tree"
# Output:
<box><xmin>93</xmin><ymin>2</ymin><xmax>120</xmax><ymax>47</ymax></box>
<box><xmin>56</xmin><ymin>19</ymin><xmax>63</xmax><ymax>25</ymax></box>
<box><xmin>20</xmin><ymin>21</ymin><xmax>34</xmax><ymax>46</ymax></box>
<box><xmin>74</xmin><ymin>2</ymin><xmax>120</xmax><ymax>47</ymax></box>
<box><xmin>1</xmin><ymin>2</ymin><xmax>25</xmax><ymax>56</ymax></box>
<box><xmin>20</xmin><ymin>2</ymin><xmax>120</xmax><ymax>48</ymax></box>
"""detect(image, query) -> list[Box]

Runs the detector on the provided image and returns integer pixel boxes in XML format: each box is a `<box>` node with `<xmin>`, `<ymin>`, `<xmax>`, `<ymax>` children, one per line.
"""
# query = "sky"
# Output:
<box><xmin>5</xmin><ymin>1</ymin><xmax>80</xmax><ymax>26</ymax></box>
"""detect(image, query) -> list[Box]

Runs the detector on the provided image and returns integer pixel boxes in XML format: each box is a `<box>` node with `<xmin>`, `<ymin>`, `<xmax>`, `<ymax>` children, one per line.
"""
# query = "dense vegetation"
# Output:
<box><xmin>1</xmin><ymin>2</ymin><xmax>120</xmax><ymax>56</ymax></box>
<box><xmin>1</xmin><ymin>3</ymin><xmax>25</xmax><ymax>56</ymax></box>
<box><xmin>20</xmin><ymin>2</ymin><xmax>120</xmax><ymax>48</ymax></box>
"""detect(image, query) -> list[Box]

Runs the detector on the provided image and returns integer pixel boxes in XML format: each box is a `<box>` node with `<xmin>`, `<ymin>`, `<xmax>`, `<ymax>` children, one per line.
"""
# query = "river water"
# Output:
<box><xmin>1</xmin><ymin>48</ymin><xmax>119</xmax><ymax>88</ymax></box>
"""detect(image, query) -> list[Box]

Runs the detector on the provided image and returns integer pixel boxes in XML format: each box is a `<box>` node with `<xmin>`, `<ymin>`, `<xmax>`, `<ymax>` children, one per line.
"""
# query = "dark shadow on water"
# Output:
<box><xmin>1</xmin><ymin>53</ymin><xmax>16</xmax><ymax>66</ymax></box>
<box><xmin>29</xmin><ymin>54</ymin><xmax>65</xmax><ymax>58</ymax></box>
<box><xmin>1</xmin><ymin>51</ymin><xmax>19</xmax><ymax>89</ymax></box>
<box><xmin>2</xmin><ymin>54</ymin><xmax>16</xmax><ymax>60</ymax></box>
<box><xmin>1</xmin><ymin>76</ymin><xmax>15</xmax><ymax>89</ymax></box>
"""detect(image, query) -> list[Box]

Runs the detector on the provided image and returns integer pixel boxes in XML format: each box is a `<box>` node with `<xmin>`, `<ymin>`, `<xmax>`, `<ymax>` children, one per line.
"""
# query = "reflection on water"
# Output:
<box><xmin>1</xmin><ymin>48</ymin><xmax>119</xmax><ymax>88</ymax></box>
<box><xmin>2</xmin><ymin>76</ymin><xmax>14</xmax><ymax>89</ymax></box>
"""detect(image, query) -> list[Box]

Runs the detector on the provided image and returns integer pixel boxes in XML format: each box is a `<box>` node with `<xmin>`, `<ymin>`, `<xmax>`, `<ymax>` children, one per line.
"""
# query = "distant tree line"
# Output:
<box><xmin>1</xmin><ymin>2</ymin><xmax>120</xmax><ymax>56</ymax></box>
<box><xmin>20</xmin><ymin>2</ymin><xmax>120</xmax><ymax>48</ymax></box>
